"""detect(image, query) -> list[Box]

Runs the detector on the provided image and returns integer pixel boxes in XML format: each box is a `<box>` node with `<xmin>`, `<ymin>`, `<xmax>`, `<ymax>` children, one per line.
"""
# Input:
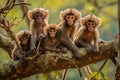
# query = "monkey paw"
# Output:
<box><xmin>55</xmin><ymin>48</ymin><xmax>61</xmax><ymax>53</ymax></box>
<box><xmin>31</xmin><ymin>46</ymin><xmax>36</xmax><ymax>50</ymax></box>
<box><xmin>62</xmin><ymin>48</ymin><xmax>68</xmax><ymax>53</ymax></box>
<box><xmin>39</xmin><ymin>34</ymin><xmax>45</xmax><ymax>39</ymax></box>
<box><xmin>92</xmin><ymin>46</ymin><xmax>99</xmax><ymax>53</ymax></box>
<box><xmin>86</xmin><ymin>47</ymin><xmax>93</xmax><ymax>53</ymax></box>
<box><xmin>74</xmin><ymin>52</ymin><xmax>82</xmax><ymax>59</ymax></box>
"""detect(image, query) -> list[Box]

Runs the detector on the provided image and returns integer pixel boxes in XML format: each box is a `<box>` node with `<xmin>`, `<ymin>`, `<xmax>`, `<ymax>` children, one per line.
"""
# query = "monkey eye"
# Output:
<box><xmin>66</xmin><ymin>16</ymin><xmax>70</xmax><ymax>20</ymax></box>
<box><xmin>87</xmin><ymin>23</ymin><xmax>90</xmax><ymax>25</ymax></box>
<box><xmin>40</xmin><ymin>15</ymin><xmax>43</xmax><ymax>18</ymax></box>
<box><xmin>53</xmin><ymin>30</ymin><xmax>57</xmax><ymax>33</ymax></box>
<box><xmin>42</xmin><ymin>16</ymin><xmax>45</xmax><ymax>19</ymax></box>
<box><xmin>49</xmin><ymin>30</ymin><xmax>57</xmax><ymax>33</ymax></box>
<box><xmin>71</xmin><ymin>16</ymin><xmax>75</xmax><ymax>19</ymax></box>
<box><xmin>49</xmin><ymin>30</ymin><xmax>52</xmax><ymax>33</ymax></box>
<box><xmin>35</xmin><ymin>14</ymin><xmax>39</xmax><ymax>17</ymax></box>
<box><xmin>92</xmin><ymin>23</ymin><xmax>95</xmax><ymax>26</ymax></box>
<box><xmin>21</xmin><ymin>37</ymin><xmax>29</xmax><ymax>40</ymax></box>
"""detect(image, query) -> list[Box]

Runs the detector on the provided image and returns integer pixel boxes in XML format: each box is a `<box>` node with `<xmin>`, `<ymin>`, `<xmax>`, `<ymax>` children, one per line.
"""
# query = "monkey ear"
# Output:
<box><xmin>16</xmin><ymin>33</ymin><xmax>21</xmax><ymax>42</ymax></box>
<box><xmin>44</xmin><ymin>27</ymin><xmax>48</xmax><ymax>35</ymax></box>
<box><xmin>81</xmin><ymin>18</ymin><xmax>85</xmax><ymax>26</ymax></box>
<box><xmin>28</xmin><ymin>10</ymin><xmax>33</xmax><ymax>19</ymax></box>
<box><xmin>45</xmin><ymin>10</ymin><xmax>49</xmax><ymax>16</ymax></box>
<box><xmin>96</xmin><ymin>18</ymin><xmax>101</xmax><ymax>27</ymax></box>
<box><xmin>76</xmin><ymin>12</ymin><xmax>81</xmax><ymax>22</ymax></box>
<box><xmin>56</xmin><ymin>25</ymin><xmax>61</xmax><ymax>31</ymax></box>
<box><xmin>76</xmin><ymin>12</ymin><xmax>81</xmax><ymax>19</ymax></box>
<box><xmin>60</xmin><ymin>11</ymin><xmax>65</xmax><ymax>20</ymax></box>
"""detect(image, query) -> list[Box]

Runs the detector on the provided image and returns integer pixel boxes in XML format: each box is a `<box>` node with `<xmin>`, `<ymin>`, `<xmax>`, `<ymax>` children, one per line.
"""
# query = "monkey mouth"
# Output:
<box><xmin>36</xmin><ymin>21</ymin><xmax>43</xmax><ymax>24</ymax></box>
<box><xmin>68</xmin><ymin>22</ymin><xmax>74</xmax><ymax>25</ymax></box>
<box><xmin>88</xmin><ymin>28</ymin><xmax>93</xmax><ymax>31</ymax></box>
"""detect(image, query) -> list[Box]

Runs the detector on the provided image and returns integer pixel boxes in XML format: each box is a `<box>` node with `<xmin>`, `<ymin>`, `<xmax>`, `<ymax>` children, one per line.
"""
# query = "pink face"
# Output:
<box><xmin>21</xmin><ymin>37</ymin><xmax>29</xmax><ymax>45</ymax></box>
<box><xmin>48</xmin><ymin>29</ymin><xmax>57</xmax><ymax>38</ymax></box>
<box><xmin>86</xmin><ymin>21</ymin><xmax>96</xmax><ymax>31</ymax></box>
<box><xmin>66</xmin><ymin>15</ymin><xmax>76</xmax><ymax>25</ymax></box>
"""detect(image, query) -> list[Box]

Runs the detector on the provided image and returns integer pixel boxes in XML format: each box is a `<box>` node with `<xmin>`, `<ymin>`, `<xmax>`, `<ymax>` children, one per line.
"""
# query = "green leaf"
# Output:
<box><xmin>88</xmin><ymin>72</ymin><xmax>110</xmax><ymax>80</ymax></box>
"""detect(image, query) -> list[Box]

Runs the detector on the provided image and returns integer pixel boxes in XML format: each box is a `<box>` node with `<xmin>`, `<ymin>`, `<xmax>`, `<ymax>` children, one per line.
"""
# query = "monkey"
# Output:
<box><xmin>73</xmin><ymin>14</ymin><xmax>102</xmax><ymax>78</ymax></box>
<box><xmin>28</xmin><ymin>8</ymin><xmax>49</xmax><ymax>50</ymax></box>
<box><xmin>12</xmin><ymin>30</ymin><xmax>39</xmax><ymax>61</ymax></box>
<box><xmin>58</xmin><ymin>8</ymin><xmax>82</xmax><ymax>80</ymax></box>
<box><xmin>58</xmin><ymin>8</ymin><xmax>82</xmax><ymax>58</ymax></box>
<box><xmin>75</xmin><ymin>14</ymin><xmax>101</xmax><ymax>53</ymax></box>
<box><xmin>12</xmin><ymin>30</ymin><xmax>32</xmax><ymax>60</ymax></box>
<box><xmin>40</xmin><ymin>23</ymin><xmax>67</xmax><ymax>53</ymax></box>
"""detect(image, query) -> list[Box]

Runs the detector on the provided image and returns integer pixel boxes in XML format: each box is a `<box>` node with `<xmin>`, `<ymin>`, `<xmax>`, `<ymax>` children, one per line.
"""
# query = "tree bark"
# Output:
<box><xmin>0</xmin><ymin>35</ymin><xmax>119</xmax><ymax>79</ymax></box>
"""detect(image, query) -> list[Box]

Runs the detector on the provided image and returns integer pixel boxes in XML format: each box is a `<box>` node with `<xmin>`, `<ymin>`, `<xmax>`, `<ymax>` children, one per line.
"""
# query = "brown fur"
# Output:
<box><xmin>58</xmin><ymin>8</ymin><xmax>82</xmax><ymax>58</ymax></box>
<box><xmin>75</xmin><ymin>14</ymin><xmax>101</xmax><ymax>53</ymax></box>
<box><xmin>41</xmin><ymin>23</ymin><xmax>62</xmax><ymax>53</ymax></box>
<box><xmin>12</xmin><ymin>30</ymin><xmax>34</xmax><ymax>60</ymax></box>
<box><xmin>59</xmin><ymin>8</ymin><xmax>81</xmax><ymax>40</ymax></box>
<box><xmin>28</xmin><ymin>8</ymin><xmax>49</xmax><ymax>50</ymax></box>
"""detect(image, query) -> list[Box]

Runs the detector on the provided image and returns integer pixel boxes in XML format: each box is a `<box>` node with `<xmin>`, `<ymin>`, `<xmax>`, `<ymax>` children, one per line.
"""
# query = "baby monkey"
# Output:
<box><xmin>75</xmin><ymin>14</ymin><xmax>101</xmax><ymax>53</ymax></box>
<box><xmin>40</xmin><ymin>23</ymin><xmax>67</xmax><ymax>53</ymax></box>
<box><xmin>12</xmin><ymin>30</ymin><xmax>39</xmax><ymax>61</ymax></box>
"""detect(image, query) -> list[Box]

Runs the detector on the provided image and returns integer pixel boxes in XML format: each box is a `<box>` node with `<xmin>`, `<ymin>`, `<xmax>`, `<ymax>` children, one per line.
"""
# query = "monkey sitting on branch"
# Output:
<box><xmin>39</xmin><ymin>23</ymin><xmax>67</xmax><ymax>53</ymax></box>
<box><xmin>28</xmin><ymin>8</ymin><xmax>49</xmax><ymax>50</ymax></box>
<box><xmin>58</xmin><ymin>8</ymin><xmax>82</xmax><ymax>58</ymax></box>
<box><xmin>75</xmin><ymin>14</ymin><xmax>101</xmax><ymax>53</ymax></box>
<box><xmin>12</xmin><ymin>30</ymin><xmax>39</xmax><ymax>61</ymax></box>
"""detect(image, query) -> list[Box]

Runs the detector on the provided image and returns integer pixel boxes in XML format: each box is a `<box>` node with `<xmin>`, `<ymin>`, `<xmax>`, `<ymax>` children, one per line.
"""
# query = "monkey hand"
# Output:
<box><xmin>85</xmin><ymin>46</ymin><xmax>93</xmax><ymax>53</ymax></box>
<box><xmin>55</xmin><ymin>48</ymin><xmax>61</xmax><ymax>53</ymax></box>
<box><xmin>21</xmin><ymin>51</ymin><xmax>26</xmax><ymax>58</ymax></box>
<box><xmin>93</xmin><ymin>46</ymin><xmax>99</xmax><ymax>53</ymax></box>
<box><xmin>31</xmin><ymin>46</ymin><xmax>36</xmax><ymax>50</ymax></box>
<box><xmin>62</xmin><ymin>48</ymin><xmax>68</xmax><ymax>53</ymax></box>
<box><xmin>74</xmin><ymin>52</ymin><xmax>82</xmax><ymax>59</ymax></box>
<box><xmin>39</xmin><ymin>34</ymin><xmax>45</xmax><ymax>40</ymax></box>
<box><xmin>33</xmin><ymin>48</ymin><xmax>41</xmax><ymax>57</ymax></box>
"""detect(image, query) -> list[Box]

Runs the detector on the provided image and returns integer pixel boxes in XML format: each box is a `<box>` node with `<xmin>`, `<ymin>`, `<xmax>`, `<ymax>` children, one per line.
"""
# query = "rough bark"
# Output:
<box><xmin>0</xmin><ymin>35</ymin><xmax>119</xmax><ymax>79</ymax></box>
<box><xmin>0</xmin><ymin>35</ymin><xmax>14</xmax><ymax>57</ymax></box>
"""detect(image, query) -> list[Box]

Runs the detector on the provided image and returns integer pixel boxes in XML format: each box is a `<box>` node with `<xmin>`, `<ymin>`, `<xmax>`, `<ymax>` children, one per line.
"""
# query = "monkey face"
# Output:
<box><xmin>33</xmin><ymin>12</ymin><xmax>45</xmax><ymax>24</ymax></box>
<box><xmin>21</xmin><ymin>36</ymin><xmax>29</xmax><ymax>45</ymax></box>
<box><xmin>86</xmin><ymin>21</ymin><xmax>96</xmax><ymax>31</ymax></box>
<box><xmin>66</xmin><ymin>15</ymin><xmax>75</xmax><ymax>25</ymax></box>
<box><xmin>48</xmin><ymin>29</ymin><xmax>57</xmax><ymax>38</ymax></box>
<box><xmin>28</xmin><ymin>8</ymin><xmax>48</xmax><ymax>24</ymax></box>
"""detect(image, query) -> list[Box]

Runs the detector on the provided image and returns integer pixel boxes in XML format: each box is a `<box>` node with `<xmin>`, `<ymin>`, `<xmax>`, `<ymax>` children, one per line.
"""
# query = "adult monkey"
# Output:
<box><xmin>58</xmin><ymin>8</ymin><xmax>82</xmax><ymax>80</ymax></box>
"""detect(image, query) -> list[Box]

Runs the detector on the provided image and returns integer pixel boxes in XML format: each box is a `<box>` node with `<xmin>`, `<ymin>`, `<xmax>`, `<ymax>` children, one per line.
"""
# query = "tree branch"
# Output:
<box><xmin>0</xmin><ymin>37</ymin><xmax>119</xmax><ymax>79</ymax></box>
<box><xmin>0</xmin><ymin>34</ymin><xmax>14</xmax><ymax>57</ymax></box>
<box><xmin>18</xmin><ymin>0</ymin><xmax>31</xmax><ymax>26</ymax></box>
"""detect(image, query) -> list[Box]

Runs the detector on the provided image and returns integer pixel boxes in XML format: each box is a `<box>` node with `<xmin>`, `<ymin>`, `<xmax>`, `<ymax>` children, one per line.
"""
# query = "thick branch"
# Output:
<box><xmin>0</xmin><ymin>34</ymin><xmax>14</xmax><ymax>57</ymax></box>
<box><xmin>0</xmin><ymin>37</ymin><xmax>119</xmax><ymax>79</ymax></box>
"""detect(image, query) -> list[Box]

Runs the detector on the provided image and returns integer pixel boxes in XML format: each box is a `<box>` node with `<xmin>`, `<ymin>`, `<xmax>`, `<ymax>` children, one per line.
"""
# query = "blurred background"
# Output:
<box><xmin>0</xmin><ymin>0</ymin><xmax>118</xmax><ymax>80</ymax></box>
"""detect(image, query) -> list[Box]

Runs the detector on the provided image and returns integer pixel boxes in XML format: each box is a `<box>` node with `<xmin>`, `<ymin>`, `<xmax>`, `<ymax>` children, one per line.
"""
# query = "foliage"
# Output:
<box><xmin>88</xmin><ymin>72</ymin><xmax>109</xmax><ymax>80</ymax></box>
